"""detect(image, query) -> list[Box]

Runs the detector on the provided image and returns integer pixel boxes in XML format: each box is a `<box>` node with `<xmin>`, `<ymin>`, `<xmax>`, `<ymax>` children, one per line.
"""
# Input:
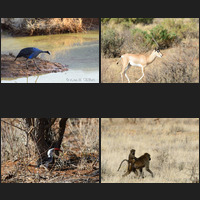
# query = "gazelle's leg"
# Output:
<box><xmin>120</xmin><ymin>66</ymin><xmax>126</xmax><ymax>83</ymax></box>
<box><xmin>120</xmin><ymin>71</ymin><xmax>124</xmax><ymax>83</ymax></box>
<box><xmin>136</xmin><ymin>66</ymin><xmax>144</xmax><ymax>83</ymax></box>
<box><xmin>124</xmin><ymin>64</ymin><xmax>131</xmax><ymax>83</ymax></box>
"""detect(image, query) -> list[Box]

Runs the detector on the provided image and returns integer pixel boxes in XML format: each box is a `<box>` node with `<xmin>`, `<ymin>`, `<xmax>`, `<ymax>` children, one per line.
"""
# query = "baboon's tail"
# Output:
<box><xmin>116</xmin><ymin>56</ymin><xmax>122</xmax><ymax>65</ymax></box>
<box><xmin>117</xmin><ymin>159</ymin><xmax>128</xmax><ymax>171</ymax></box>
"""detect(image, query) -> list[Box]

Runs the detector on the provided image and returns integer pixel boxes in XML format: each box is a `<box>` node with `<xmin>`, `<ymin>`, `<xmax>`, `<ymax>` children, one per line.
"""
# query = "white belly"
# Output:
<box><xmin>129</xmin><ymin>61</ymin><xmax>143</xmax><ymax>67</ymax></box>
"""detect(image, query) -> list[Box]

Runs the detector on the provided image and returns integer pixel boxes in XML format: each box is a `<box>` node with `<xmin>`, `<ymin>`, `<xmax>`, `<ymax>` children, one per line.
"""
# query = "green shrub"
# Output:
<box><xmin>131</xmin><ymin>28</ymin><xmax>151</xmax><ymax>51</ymax></box>
<box><xmin>101</xmin><ymin>28</ymin><xmax>124</xmax><ymax>58</ymax></box>
<box><xmin>130</xmin><ymin>18</ymin><xmax>154</xmax><ymax>24</ymax></box>
<box><xmin>101</xmin><ymin>18</ymin><xmax>154</xmax><ymax>25</ymax></box>
<box><xmin>161</xmin><ymin>18</ymin><xmax>199</xmax><ymax>39</ymax></box>
<box><xmin>131</xmin><ymin>25</ymin><xmax>177</xmax><ymax>49</ymax></box>
<box><xmin>149</xmin><ymin>25</ymin><xmax>177</xmax><ymax>48</ymax></box>
<box><xmin>101</xmin><ymin>18</ymin><xmax>111</xmax><ymax>24</ymax></box>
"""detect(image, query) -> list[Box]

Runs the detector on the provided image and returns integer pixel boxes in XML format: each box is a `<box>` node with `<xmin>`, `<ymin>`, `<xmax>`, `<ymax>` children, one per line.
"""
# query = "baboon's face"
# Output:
<box><xmin>130</xmin><ymin>149</ymin><xmax>135</xmax><ymax>156</ymax></box>
<box><xmin>144</xmin><ymin>153</ymin><xmax>151</xmax><ymax>160</ymax></box>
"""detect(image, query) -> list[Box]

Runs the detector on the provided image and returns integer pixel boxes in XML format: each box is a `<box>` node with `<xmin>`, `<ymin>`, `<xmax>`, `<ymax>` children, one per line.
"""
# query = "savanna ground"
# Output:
<box><xmin>101</xmin><ymin>118</ymin><xmax>199</xmax><ymax>183</ymax></box>
<box><xmin>101</xmin><ymin>18</ymin><xmax>199</xmax><ymax>83</ymax></box>
<box><xmin>1</xmin><ymin>118</ymin><xmax>99</xmax><ymax>183</ymax></box>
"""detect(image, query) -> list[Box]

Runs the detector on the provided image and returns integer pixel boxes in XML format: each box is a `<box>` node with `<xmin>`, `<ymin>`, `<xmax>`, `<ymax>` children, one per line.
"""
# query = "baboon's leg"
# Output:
<box><xmin>146</xmin><ymin>167</ymin><xmax>154</xmax><ymax>177</ymax></box>
<box><xmin>139</xmin><ymin>168</ymin><xmax>144</xmax><ymax>178</ymax></box>
<box><xmin>132</xmin><ymin>168</ymin><xmax>139</xmax><ymax>177</ymax></box>
<box><xmin>122</xmin><ymin>170</ymin><xmax>131</xmax><ymax>177</ymax></box>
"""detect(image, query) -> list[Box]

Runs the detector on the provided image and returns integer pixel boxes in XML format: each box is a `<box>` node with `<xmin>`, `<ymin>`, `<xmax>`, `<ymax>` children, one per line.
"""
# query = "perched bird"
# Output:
<box><xmin>14</xmin><ymin>47</ymin><xmax>50</xmax><ymax>71</ymax></box>
<box><xmin>37</xmin><ymin>148</ymin><xmax>63</xmax><ymax>168</ymax></box>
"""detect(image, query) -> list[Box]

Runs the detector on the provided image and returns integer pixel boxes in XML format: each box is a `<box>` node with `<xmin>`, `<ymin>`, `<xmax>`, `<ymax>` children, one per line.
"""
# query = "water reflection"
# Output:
<box><xmin>1</xmin><ymin>31</ymin><xmax>99</xmax><ymax>83</ymax></box>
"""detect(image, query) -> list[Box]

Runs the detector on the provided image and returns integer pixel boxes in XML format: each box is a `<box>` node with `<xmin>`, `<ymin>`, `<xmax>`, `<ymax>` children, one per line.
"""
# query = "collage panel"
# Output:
<box><xmin>1</xmin><ymin>118</ymin><xmax>99</xmax><ymax>183</ymax></box>
<box><xmin>101</xmin><ymin>18</ymin><xmax>199</xmax><ymax>83</ymax></box>
<box><xmin>101</xmin><ymin>118</ymin><xmax>199</xmax><ymax>183</ymax></box>
<box><xmin>1</xmin><ymin>18</ymin><xmax>99</xmax><ymax>83</ymax></box>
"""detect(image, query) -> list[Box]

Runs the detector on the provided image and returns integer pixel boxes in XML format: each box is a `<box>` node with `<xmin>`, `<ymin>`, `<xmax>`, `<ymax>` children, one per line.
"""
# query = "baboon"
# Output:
<box><xmin>132</xmin><ymin>153</ymin><xmax>154</xmax><ymax>178</ymax></box>
<box><xmin>117</xmin><ymin>149</ymin><xmax>137</xmax><ymax>177</ymax></box>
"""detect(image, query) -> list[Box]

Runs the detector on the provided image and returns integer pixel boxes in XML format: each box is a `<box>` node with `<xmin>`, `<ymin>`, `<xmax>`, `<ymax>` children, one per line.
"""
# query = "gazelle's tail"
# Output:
<box><xmin>116</xmin><ymin>56</ymin><xmax>122</xmax><ymax>65</ymax></box>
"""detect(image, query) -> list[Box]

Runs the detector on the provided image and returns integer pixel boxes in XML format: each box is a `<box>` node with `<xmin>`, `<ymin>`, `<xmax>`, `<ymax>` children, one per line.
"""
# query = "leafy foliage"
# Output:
<box><xmin>101</xmin><ymin>18</ymin><xmax>154</xmax><ymax>25</ymax></box>
<box><xmin>101</xmin><ymin>28</ymin><xmax>124</xmax><ymax>58</ymax></box>
<box><xmin>131</xmin><ymin>25</ymin><xmax>177</xmax><ymax>49</ymax></box>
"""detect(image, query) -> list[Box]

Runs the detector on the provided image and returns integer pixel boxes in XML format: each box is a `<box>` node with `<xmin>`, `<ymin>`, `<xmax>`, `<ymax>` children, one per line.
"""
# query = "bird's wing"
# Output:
<box><xmin>29</xmin><ymin>49</ymin><xmax>42</xmax><ymax>59</ymax></box>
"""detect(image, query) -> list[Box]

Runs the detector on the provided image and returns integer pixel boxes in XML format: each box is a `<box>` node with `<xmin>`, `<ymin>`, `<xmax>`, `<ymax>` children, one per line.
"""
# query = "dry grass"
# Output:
<box><xmin>101</xmin><ymin>118</ymin><xmax>199</xmax><ymax>183</ymax></box>
<box><xmin>101</xmin><ymin>43</ymin><xmax>199</xmax><ymax>83</ymax></box>
<box><xmin>1</xmin><ymin>118</ymin><xmax>99</xmax><ymax>183</ymax></box>
<box><xmin>23</xmin><ymin>18</ymin><xmax>84</xmax><ymax>35</ymax></box>
<box><xmin>2</xmin><ymin>18</ymin><xmax>99</xmax><ymax>36</ymax></box>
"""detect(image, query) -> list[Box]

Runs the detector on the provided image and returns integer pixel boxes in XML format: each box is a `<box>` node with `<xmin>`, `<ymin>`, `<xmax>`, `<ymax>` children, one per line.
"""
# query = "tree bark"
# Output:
<box><xmin>24</xmin><ymin>118</ymin><xmax>68</xmax><ymax>160</ymax></box>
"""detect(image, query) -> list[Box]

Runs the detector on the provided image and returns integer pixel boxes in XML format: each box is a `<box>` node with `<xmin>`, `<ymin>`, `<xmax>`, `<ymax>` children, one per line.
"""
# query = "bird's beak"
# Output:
<box><xmin>54</xmin><ymin>148</ymin><xmax>63</xmax><ymax>152</ymax></box>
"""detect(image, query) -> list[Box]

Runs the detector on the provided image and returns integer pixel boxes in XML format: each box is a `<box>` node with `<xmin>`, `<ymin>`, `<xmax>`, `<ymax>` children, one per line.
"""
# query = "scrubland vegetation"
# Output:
<box><xmin>101</xmin><ymin>18</ymin><xmax>199</xmax><ymax>83</ymax></box>
<box><xmin>1</xmin><ymin>18</ymin><xmax>99</xmax><ymax>36</ymax></box>
<box><xmin>101</xmin><ymin>118</ymin><xmax>199</xmax><ymax>183</ymax></box>
<box><xmin>1</xmin><ymin>118</ymin><xmax>99</xmax><ymax>183</ymax></box>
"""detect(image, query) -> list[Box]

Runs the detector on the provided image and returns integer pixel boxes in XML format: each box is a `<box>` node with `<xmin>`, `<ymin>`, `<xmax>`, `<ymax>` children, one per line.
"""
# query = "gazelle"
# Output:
<box><xmin>116</xmin><ymin>36</ymin><xmax>163</xmax><ymax>83</ymax></box>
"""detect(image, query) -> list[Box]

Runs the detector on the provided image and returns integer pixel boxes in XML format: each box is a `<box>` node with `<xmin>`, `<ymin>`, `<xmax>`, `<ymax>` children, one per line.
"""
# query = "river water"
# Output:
<box><xmin>1</xmin><ymin>31</ymin><xmax>99</xmax><ymax>83</ymax></box>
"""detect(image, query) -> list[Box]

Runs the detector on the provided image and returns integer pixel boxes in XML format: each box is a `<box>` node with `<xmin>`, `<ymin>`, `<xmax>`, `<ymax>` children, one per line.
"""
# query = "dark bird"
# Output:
<box><xmin>14</xmin><ymin>47</ymin><xmax>50</xmax><ymax>71</ymax></box>
<box><xmin>37</xmin><ymin>148</ymin><xmax>63</xmax><ymax>169</ymax></box>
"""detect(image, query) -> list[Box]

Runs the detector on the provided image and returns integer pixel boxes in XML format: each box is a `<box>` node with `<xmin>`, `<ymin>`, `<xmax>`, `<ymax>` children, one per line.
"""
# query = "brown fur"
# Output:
<box><xmin>117</xmin><ymin>149</ymin><xmax>137</xmax><ymax>177</ymax></box>
<box><xmin>132</xmin><ymin>153</ymin><xmax>154</xmax><ymax>178</ymax></box>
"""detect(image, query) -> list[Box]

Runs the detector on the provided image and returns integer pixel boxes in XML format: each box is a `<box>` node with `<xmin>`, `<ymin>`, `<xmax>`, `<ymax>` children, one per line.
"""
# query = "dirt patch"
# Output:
<box><xmin>1</xmin><ymin>154</ymin><xmax>99</xmax><ymax>183</ymax></box>
<box><xmin>1</xmin><ymin>54</ymin><xmax>68</xmax><ymax>78</ymax></box>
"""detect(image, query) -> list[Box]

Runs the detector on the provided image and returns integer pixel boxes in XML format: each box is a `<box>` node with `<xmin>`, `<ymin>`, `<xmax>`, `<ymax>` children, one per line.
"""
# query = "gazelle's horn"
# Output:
<box><xmin>151</xmin><ymin>34</ymin><xmax>159</xmax><ymax>48</ymax></box>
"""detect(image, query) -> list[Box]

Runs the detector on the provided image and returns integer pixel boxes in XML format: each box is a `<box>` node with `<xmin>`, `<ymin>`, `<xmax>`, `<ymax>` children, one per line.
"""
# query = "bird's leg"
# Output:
<box><xmin>33</xmin><ymin>59</ymin><xmax>41</xmax><ymax>71</ymax></box>
<box><xmin>26</xmin><ymin>59</ymin><xmax>29</xmax><ymax>69</ymax></box>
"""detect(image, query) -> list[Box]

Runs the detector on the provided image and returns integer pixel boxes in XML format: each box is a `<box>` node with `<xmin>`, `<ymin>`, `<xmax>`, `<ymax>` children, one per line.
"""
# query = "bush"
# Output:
<box><xmin>161</xmin><ymin>18</ymin><xmax>199</xmax><ymax>39</ymax></box>
<box><xmin>101</xmin><ymin>18</ymin><xmax>154</xmax><ymax>25</ymax></box>
<box><xmin>131</xmin><ymin>25</ymin><xmax>177</xmax><ymax>50</ymax></box>
<box><xmin>101</xmin><ymin>18</ymin><xmax>111</xmax><ymax>24</ymax></box>
<box><xmin>130</xmin><ymin>18</ymin><xmax>154</xmax><ymax>24</ymax></box>
<box><xmin>149</xmin><ymin>25</ymin><xmax>177</xmax><ymax>48</ymax></box>
<box><xmin>101</xmin><ymin>28</ymin><xmax>124</xmax><ymax>58</ymax></box>
<box><xmin>130</xmin><ymin>28</ymin><xmax>151</xmax><ymax>52</ymax></box>
<box><xmin>145</xmin><ymin>45</ymin><xmax>199</xmax><ymax>83</ymax></box>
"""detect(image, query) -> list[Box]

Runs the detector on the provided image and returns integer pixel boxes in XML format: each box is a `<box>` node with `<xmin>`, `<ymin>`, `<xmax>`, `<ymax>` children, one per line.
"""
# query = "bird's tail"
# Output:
<box><xmin>14</xmin><ymin>57</ymin><xmax>17</xmax><ymax>61</ymax></box>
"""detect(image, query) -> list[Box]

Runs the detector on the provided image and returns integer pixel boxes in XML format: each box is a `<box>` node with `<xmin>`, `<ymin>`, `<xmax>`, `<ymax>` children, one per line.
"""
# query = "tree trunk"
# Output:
<box><xmin>24</xmin><ymin>118</ymin><xmax>68</xmax><ymax>160</ymax></box>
